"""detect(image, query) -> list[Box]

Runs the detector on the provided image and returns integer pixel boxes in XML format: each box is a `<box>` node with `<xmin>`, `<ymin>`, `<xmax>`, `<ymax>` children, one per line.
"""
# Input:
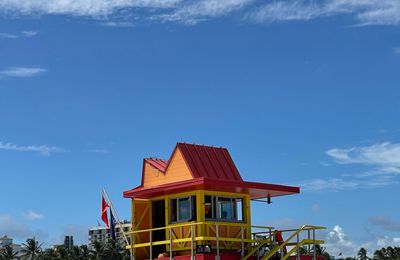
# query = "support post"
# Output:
<box><xmin>150</xmin><ymin>230</ymin><xmax>153</xmax><ymax>260</ymax></box>
<box><xmin>296</xmin><ymin>233</ymin><xmax>300</xmax><ymax>260</ymax></box>
<box><xmin>313</xmin><ymin>229</ymin><xmax>316</xmax><ymax>260</ymax></box>
<box><xmin>241</xmin><ymin>226</ymin><xmax>245</xmax><ymax>258</ymax></box>
<box><xmin>216</xmin><ymin>224</ymin><xmax>220</xmax><ymax>260</ymax></box>
<box><xmin>170</xmin><ymin>228</ymin><xmax>173</xmax><ymax>260</ymax></box>
<box><xmin>191</xmin><ymin>225</ymin><xmax>195</xmax><ymax>260</ymax></box>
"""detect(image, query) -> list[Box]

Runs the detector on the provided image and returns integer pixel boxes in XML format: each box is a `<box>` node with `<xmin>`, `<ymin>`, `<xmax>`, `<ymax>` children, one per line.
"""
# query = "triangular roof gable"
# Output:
<box><xmin>140</xmin><ymin>143</ymin><xmax>243</xmax><ymax>187</ymax></box>
<box><xmin>141</xmin><ymin>146</ymin><xmax>193</xmax><ymax>187</ymax></box>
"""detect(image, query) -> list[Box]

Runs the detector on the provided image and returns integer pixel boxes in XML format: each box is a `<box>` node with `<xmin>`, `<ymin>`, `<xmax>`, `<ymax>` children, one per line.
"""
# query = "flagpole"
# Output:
<box><xmin>103</xmin><ymin>188</ymin><xmax>134</xmax><ymax>260</ymax></box>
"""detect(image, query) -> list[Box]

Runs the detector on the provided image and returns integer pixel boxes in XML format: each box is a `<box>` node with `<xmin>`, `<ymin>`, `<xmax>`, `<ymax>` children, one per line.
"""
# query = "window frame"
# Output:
<box><xmin>170</xmin><ymin>195</ymin><xmax>196</xmax><ymax>223</ymax></box>
<box><xmin>204</xmin><ymin>194</ymin><xmax>245</xmax><ymax>222</ymax></box>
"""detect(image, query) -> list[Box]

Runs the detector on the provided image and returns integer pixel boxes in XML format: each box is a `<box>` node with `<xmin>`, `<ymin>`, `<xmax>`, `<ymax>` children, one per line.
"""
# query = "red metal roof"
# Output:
<box><xmin>177</xmin><ymin>143</ymin><xmax>243</xmax><ymax>181</ymax></box>
<box><xmin>125</xmin><ymin>142</ymin><xmax>300</xmax><ymax>200</ymax></box>
<box><xmin>144</xmin><ymin>158</ymin><xmax>168</xmax><ymax>172</ymax></box>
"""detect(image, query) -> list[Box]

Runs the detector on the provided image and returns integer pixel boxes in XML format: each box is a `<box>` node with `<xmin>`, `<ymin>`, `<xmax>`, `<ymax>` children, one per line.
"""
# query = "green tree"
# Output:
<box><xmin>102</xmin><ymin>240</ymin><xmax>124</xmax><ymax>260</ymax></box>
<box><xmin>0</xmin><ymin>245</ymin><xmax>18</xmax><ymax>260</ymax></box>
<box><xmin>21</xmin><ymin>238</ymin><xmax>42</xmax><ymax>260</ymax></box>
<box><xmin>79</xmin><ymin>245</ymin><xmax>90</xmax><ymax>260</ymax></box>
<box><xmin>373</xmin><ymin>249</ymin><xmax>385</xmax><ymax>260</ymax></box>
<box><xmin>89</xmin><ymin>241</ymin><xmax>104</xmax><ymax>260</ymax></box>
<box><xmin>358</xmin><ymin>247</ymin><xmax>368</xmax><ymax>260</ymax></box>
<box><xmin>68</xmin><ymin>246</ymin><xmax>81</xmax><ymax>260</ymax></box>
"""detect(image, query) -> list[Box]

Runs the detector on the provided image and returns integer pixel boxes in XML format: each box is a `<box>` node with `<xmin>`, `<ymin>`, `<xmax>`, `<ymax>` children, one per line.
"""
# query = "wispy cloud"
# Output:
<box><xmin>369</xmin><ymin>215</ymin><xmax>400</xmax><ymax>232</ymax></box>
<box><xmin>0</xmin><ymin>0</ymin><xmax>398</xmax><ymax>26</ymax></box>
<box><xmin>0</xmin><ymin>32</ymin><xmax>18</xmax><ymax>38</ymax></box>
<box><xmin>299</xmin><ymin>175</ymin><xmax>398</xmax><ymax>191</ymax></box>
<box><xmin>101</xmin><ymin>21</ymin><xmax>135</xmax><ymax>27</ymax></box>
<box><xmin>24</xmin><ymin>210</ymin><xmax>44</xmax><ymax>221</ymax></box>
<box><xmin>22</xmin><ymin>30</ymin><xmax>38</xmax><ymax>37</ymax></box>
<box><xmin>0</xmin><ymin>30</ymin><xmax>38</xmax><ymax>39</ymax></box>
<box><xmin>394</xmin><ymin>48</ymin><xmax>400</xmax><ymax>55</ymax></box>
<box><xmin>326</xmin><ymin>142</ymin><xmax>400</xmax><ymax>175</ymax></box>
<box><xmin>0</xmin><ymin>67</ymin><xmax>47</xmax><ymax>78</ymax></box>
<box><xmin>245</xmin><ymin>0</ymin><xmax>400</xmax><ymax>26</ymax></box>
<box><xmin>88</xmin><ymin>149</ymin><xmax>109</xmax><ymax>154</ymax></box>
<box><xmin>0</xmin><ymin>141</ymin><xmax>66</xmax><ymax>156</ymax></box>
<box><xmin>157</xmin><ymin>0</ymin><xmax>253</xmax><ymax>25</ymax></box>
<box><xmin>299</xmin><ymin>142</ymin><xmax>400</xmax><ymax>192</ymax></box>
<box><xmin>0</xmin><ymin>214</ymin><xmax>48</xmax><ymax>241</ymax></box>
<box><xmin>0</xmin><ymin>0</ymin><xmax>181</xmax><ymax>16</ymax></box>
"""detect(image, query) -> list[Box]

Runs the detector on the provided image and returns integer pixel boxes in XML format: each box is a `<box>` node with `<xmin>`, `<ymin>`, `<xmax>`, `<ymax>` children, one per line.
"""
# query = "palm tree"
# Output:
<box><xmin>54</xmin><ymin>245</ymin><xmax>68</xmax><ymax>259</ymax></box>
<box><xmin>358</xmin><ymin>247</ymin><xmax>368</xmax><ymax>260</ymax></box>
<box><xmin>102</xmin><ymin>240</ymin><xmax>124</xmax><ymax>260</ymax></box>
<box><xmin>79</xmin><ymin>245</ymin><xmax>90</xmax><ymax>260</ymax></box>
<box><xmin>89</xmin><ymin>241</ymin><xmax>104</xmax><ymax>260</ymax></box>
<box><xmin>41</xmin><ymin>248</ymin><xmax>58</xmax><ymax>260</ymax></box>
<box><xmin>21</xmin><ymin>238</ymin><xmax>42</xmax><ymax>260</ymax></box>
<box><xmin>68</xmin><ymin>246</ymin><xmax>81</xmax><ymax>260</ymax></box>
<box><xmin>0</xmin><ymin>245</ymin><xmax>18</xmax><ymax>260</ymax></box>
<box><xmin>373</xmin><ymin>249</ymin><xmax>385</xmax><ymax>260</ymax></box>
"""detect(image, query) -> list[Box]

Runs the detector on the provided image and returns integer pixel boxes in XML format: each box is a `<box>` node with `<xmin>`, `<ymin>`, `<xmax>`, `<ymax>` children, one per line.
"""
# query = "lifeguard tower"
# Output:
<box><xmin>123</xmin><ymin>143</ymin><xmax>325</xmax><ymax>260</ymax></box>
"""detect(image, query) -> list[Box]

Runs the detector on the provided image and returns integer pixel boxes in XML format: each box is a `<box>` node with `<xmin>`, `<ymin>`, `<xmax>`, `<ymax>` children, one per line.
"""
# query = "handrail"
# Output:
<box><xmin>243</xmin><ymin>232</ymin><xmax>274</xmax><ymax>260</ymax></box>
<box><xmin>126</xmin><ymin>222</ymin><xmax>325</xmax><ymax>260</ymax></box>
<box><xmin>283</xmin><ymin>239</ymin><xmax>324</xmax><ymax>260</ymax></box>
<box><xmin>260</xmin><ymin>225</ymin><xmax>326</xmax><ymax>260</ymax></box>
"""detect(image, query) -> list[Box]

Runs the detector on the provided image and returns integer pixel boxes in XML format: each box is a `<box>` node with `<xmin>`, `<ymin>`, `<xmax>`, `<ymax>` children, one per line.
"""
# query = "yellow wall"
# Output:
<box><xmin>142</xmin><ymin>149</ymin><xmax>193</xmax><ymax>187</ymax></box>
<box><xmin>131</xmin><ymin>190</ymin><xmax>252</xmax><ymax>256</ymax></box>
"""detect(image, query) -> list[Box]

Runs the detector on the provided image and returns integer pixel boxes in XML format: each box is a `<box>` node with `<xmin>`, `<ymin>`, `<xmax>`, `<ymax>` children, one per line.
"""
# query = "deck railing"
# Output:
<box><xmin>125</xmin><ymin>222</ymin><xmax>325</xmax><ymax>260</ymax></box>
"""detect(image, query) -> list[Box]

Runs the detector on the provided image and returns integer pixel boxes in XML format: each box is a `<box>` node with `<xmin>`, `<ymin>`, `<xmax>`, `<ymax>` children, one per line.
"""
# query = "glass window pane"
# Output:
<box><xmin>217</xmin><ymin>197</ymin><xmax>233</xmax><ymax>220</ymax></box>
<box><xmin>236</xmin><ymin>198</ymin><xmax>243</xmax><ymax>221</ymax></box>
<box><xmin>171</xmin><ymin>199</ymin><xmax>177</xmax><ymax>222</ymax></box>
<box><xmin>178</xmin><ymin>198</ymin><xmax>191</xmax><ymax>220</ymax></box>
<box><xmin>205</xmin><ymin>195</ymin><xmax>212</xmax><ymax>219</ymax></box>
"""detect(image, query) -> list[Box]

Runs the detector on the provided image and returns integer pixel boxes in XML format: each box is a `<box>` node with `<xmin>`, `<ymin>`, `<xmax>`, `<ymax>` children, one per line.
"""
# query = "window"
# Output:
<box><xmin>205</xmin><ymin>195</ymin><xmax>244</xmax><ymax>222</ymax></box>
<box><xmin>170</xmin><ymin>196</ymin><xmax>196</xmax><ymax>223</ymax></box>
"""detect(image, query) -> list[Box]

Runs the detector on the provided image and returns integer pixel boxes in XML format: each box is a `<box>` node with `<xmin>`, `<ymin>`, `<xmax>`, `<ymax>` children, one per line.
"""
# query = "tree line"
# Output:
<box><xmin>1</xmin><ymin>237</ymin><xmax>400</xmax><ymax>260</ymax></box>
<box><xmin>0</xmin><ymin>238</ymin><xmax>130</xmax><ymax>260</ymax></box>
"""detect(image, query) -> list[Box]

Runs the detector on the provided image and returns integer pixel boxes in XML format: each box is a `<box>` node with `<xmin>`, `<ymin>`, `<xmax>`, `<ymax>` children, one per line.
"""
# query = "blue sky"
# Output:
<box><xmin>1</xmin><ymin>0</ymin><xmax>400</xmax><ymax>257</ymax></box>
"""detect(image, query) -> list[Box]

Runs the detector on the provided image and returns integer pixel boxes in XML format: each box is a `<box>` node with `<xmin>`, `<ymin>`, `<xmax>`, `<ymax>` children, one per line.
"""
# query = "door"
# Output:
<box><xmin>152</xmin><ymin>200</ymin><xmax>166</xmax><ymax>257</ymax></box>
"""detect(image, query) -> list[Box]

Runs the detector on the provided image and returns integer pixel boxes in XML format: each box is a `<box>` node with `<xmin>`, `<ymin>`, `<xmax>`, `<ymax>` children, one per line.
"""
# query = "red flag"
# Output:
<box><xmin>101</xmin><ymin>195</ymin><xmax>110</xmax><ymax>228</ymax></box>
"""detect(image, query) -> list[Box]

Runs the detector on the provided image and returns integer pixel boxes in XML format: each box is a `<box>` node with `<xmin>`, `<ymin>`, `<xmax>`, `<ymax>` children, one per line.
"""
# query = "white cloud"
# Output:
<box><xmin>324</xmin><ymin>224</ymin><xmax>400</xmax><ymax>257</ymax></box>
<box><xmin>376</xmin><ymin>236</ymin><xmax>400</xmax><ymax>247</ymax></box>
<box><xmin>88</xmin><ymin>149</ymin><xmax>109</xmax><ymax>154</ymax></box>
<box><xmin>0</xmin><ymin>32</ymin><xmax>18</xmax><ymax>38</ymax></box>
<box><xmin>0</xmin><ymin>214</ymin><xmax>48</xmax><ymax>243</ymax></box>
<box><xmin>0</xmin><ymin>0</ymin><xmax>399</xmax><ymax>26</ymax></box>
<box><xmin>22</xmin><ymin>30</ymin><xmax>38</xmax><ymax>37</ymax></box>
<box><xmin>0</xmin><ymin>141</ymin><xmax>66</xmax><ymax>156</ymax></box>
<box><xmin>101</xmin><ymin>21</ymin><xmax>135</xmax><ymax>27</ymax></box>
<box><xmin>157</xmin><ymin>0</ymin><xmax>253</xmax><ymax>25</ymax></box>
<box><xmin>0</xmin><ymin>215</ymin><xmax>33</xmax><ymax>239</ymax></box>
<box><xmin>369</xmin><ymin>215</ymin><xmax>400</xmax><ymax>232</ymax></box>
<box><xmin>0</xmin><ymin>67</ymin><xmax>47</xmax><ymax>78</ymax></box>
<box><xmin>326</xmin><ymin>142</ymin><xmax>400</xmax><ymax>175</ymax></box>
<box><xmin>24</xmin><ymin>210</ymin><xmax>44</xmax><ymax>221</ymax></box>
<box><xmin>0</xmin><ymin>31</ymin><xmax>38</xmax><ymax>39</ymax></box>
<box><xmin>394</xmin><ymin>48</ymin><xmax>400</xmax><ymax>55</ymax></box>
<box><xmin>245</xmin><ymin>0</ymin><xmax>400</xmax><ymax>26</ymax></box>
<box><xmin>326</xmin><ymin>225</ymin><xmax>356</xmax><ymax>257</ymax></box>
<box><xmin>61</xmin><ymin>225</ymin><xmax>89</xmax><ymax>245</ymax></box>
<box><xmin>0</xmin><ymin>0</ymin><xmax>181</xmax><ymax>16</ymax></box>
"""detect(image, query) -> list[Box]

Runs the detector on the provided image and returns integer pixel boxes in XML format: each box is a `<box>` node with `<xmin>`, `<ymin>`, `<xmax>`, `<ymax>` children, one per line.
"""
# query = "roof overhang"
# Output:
<box><xmin>123</xmin><ymin>177</ymin><xmax>299</xmax><ymax>200</ymax></box>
